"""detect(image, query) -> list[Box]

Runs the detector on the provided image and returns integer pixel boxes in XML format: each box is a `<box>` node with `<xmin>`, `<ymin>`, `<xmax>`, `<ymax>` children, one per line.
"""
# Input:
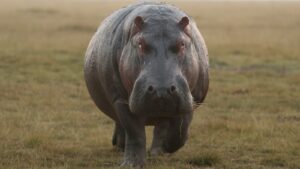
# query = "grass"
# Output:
<box><xmin>0</xmin><ymin>0</ymin><xmax>300</xmax><ymax>168</ymax></box>
<box><xmin>186</xmin><ymin>151</ymin><xmax>221</xmax><ymax>167</ymax></box>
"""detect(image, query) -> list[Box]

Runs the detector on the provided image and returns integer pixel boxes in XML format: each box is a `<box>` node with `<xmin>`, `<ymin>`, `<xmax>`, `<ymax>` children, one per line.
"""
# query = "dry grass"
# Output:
<box><xmin>0</xmin><ymin>0</ymin><xmax>299</xmax><ymax>168</ymax></box>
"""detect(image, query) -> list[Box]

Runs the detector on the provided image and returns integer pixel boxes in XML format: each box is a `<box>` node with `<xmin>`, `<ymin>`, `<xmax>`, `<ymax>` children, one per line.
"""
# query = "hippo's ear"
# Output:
<box><xmin>178</xmin><ymin>16</ymin><xmax>189</xmax><ymax>30</ymax></box>
<box><xmin>134</xmin><ymin>16</ymin><xmax>144</xmax><ymax>31</ymax></box>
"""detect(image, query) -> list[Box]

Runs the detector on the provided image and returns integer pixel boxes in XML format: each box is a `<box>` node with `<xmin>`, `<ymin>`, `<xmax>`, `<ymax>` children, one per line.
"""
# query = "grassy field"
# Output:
<box><xmin>1</xmin><ymin>0</ymin><xmax>300</xmax><ymax>168</ymax></box>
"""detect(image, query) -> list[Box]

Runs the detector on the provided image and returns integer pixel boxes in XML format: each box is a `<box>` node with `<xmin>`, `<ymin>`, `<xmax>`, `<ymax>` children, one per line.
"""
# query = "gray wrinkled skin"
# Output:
<box><xmin>84</xmin><ymin>2</ymin><xmax>209</xmax><ymax>168</ymax></box>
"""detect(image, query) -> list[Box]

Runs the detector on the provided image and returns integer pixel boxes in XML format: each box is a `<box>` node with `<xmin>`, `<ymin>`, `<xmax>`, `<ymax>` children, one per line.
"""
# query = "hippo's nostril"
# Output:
<box><xmin>147</xmin><ymin>85</ymin><xmax>154</xmax><ymax>93</ymax></box>
<box><xmin>170</xmin><ymin>85</ymin><xmax>176</xmax><ymax>93</ymax></box>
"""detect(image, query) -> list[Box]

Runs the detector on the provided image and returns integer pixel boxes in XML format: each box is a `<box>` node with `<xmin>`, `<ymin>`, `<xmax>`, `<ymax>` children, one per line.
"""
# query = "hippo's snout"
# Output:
<box><xmin>129</xmin><ymin>74</ymin><xmax>193</xmax><ymax>117</ymax></box>
<box><xmin>146</xmin><ymin>84</ymin><xmax>178</xmax><ymax>107</ymax></box>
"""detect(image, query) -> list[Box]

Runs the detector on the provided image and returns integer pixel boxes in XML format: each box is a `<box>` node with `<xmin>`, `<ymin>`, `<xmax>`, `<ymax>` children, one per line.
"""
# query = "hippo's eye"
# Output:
<box><xmin>137</xmin><ymin>39</ymin><xmax>145</xmax><ymax>50</ymax></box>
<box><xmin>137</xmin><ymin>39</ymin><xmax>150</xmax><ymax>54</ymax></box>
<box><xmin>180</xmin><ymin>42</ymin><xmax>185</xmax><ymax>51</ymax></box>
<box><xmin>170</xmin><ymin>41</ymin><xmax>185</xmax><ymax>54</ymax></box>
<box><xmin>138</xmin><ymin>42</ymin><xmax>144</xmax><ymax>53</ymax></box>
<box><xmin>138</xmin><ymin>42</ymin><xmax>142</xmax><ymax>49</ymax></box>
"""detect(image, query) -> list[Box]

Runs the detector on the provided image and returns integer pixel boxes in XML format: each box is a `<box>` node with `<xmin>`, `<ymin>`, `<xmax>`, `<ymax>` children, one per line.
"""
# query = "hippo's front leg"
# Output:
<box><xmin>114</xmin><ymin>100</ymin><xmax>146</xmax><ymax>168</ymax></box>
<box><xmin>150</xmin><ymin>113</ymin><xmax>193</xmax><ymax>155</ymax></box>
<box><xmin>150</xmin><ymin>121</ymin><xmax>169</xmax><ymax>156</ymax></box>
<box><xmin>163</xmin><ymin>112</ymin><xmax>193</xmax><ymax>153</ymax></box>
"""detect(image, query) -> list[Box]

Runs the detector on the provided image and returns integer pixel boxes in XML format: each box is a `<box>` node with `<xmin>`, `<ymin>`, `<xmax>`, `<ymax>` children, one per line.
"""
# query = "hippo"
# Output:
<box><xmin>84</xmin><ymin>2</ymin><xmax>209</xmax><ymax>168</ymax></box>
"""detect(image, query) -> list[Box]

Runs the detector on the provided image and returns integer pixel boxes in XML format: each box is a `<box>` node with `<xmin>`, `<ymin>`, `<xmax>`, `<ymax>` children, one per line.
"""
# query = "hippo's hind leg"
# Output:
<box><xmin>112</xmin><ymin>123</ymin><xmax>125</xmax><ymax>151</ymax></box>
<box><xmin>162</xmin><ymin>113</ymin><xmax>193</xmax><ymax>153</ymax></box>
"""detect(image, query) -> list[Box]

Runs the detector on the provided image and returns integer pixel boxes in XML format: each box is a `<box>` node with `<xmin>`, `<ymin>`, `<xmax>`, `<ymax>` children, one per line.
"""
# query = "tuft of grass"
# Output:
<box><xmin>24</xmin><ymin>136</ymin><xmax>44</xmax><ymax>149</ymax></box>
<box><xmin>261</xmin><ymin>157</ymin><xmax>287</xmax><ymax>167</ymax></box>
<box><xmin>186</xmin><ymin>152</ymin><xmax>221</xmax><ymax>167</ymax></box>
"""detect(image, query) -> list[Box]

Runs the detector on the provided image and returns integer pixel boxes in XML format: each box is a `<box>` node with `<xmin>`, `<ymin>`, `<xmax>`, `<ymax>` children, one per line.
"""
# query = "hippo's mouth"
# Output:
<box><xmin>129</xmin><ymin>93</ymin><xmax>193</xmax><ymax>117</ymax></box>
<box><xmin>147</xmin><ymin>104</ymin><xmax>181</xmax><ymax>117</ymax></box>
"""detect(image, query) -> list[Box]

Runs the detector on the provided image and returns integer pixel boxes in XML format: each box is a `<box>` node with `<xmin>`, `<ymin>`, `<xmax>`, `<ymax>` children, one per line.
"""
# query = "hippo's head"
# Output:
<box><xmin>119</xmin><ymin>14</ymin><xmax>200</xmax><ymax>117</ymax></box>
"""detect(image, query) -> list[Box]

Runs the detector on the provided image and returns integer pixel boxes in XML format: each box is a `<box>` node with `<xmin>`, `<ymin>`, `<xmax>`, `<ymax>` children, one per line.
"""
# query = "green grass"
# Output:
<box><xmin>0</xmin><ymin>0</ymin><xmax>300</xmax><ymax>168</ymax></box>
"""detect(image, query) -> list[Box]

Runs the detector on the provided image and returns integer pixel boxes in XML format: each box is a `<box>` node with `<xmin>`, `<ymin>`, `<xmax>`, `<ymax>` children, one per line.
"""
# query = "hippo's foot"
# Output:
<box><xmin>162</xmin><ymin>138</ymin><xmax>186</xmax><ymax>153</ymax></box>
<box><xmin>121</xmin><ymin>147</ymin><xmax>146</xmax><ymax>168</ymax></box>
<box><xmin>112</xmin><ymin>123</ymin><xmax>125</xmax><ymax>151</ymax></box>
<box><xmin>121</xmin><ymin>159</ymin><xmax>145</xmax><ymax>169</ymax></box>
<box><xmin>150</xmin><ymin>140</ymin><xmax>183</xmax><ymax>156</ymax></box>
<box><xmin>149</xmin><ymin>146</ymin><xmax>164</xmax><ymax>156</ymax></box>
